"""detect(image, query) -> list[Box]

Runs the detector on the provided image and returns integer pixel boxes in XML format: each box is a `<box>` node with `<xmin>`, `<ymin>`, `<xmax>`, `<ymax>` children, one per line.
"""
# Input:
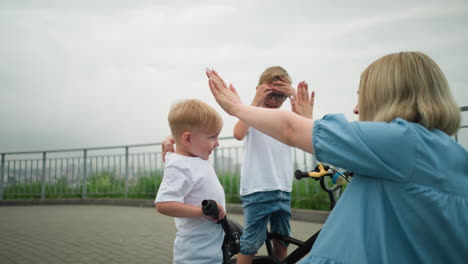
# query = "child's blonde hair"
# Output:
<box><xmin>168</xmin><ymin>99</ymin><xmax>223</xmax><ymax>140</ymax></box>
<box><xmin>258</xmin><ymin>66</ymin><xmax>292</xmax><ymax>85</ymax></box>
<box><xmin>358</xmin><ymin>51</ymin><xmax>461</xmax><ymax>135</ymax></box>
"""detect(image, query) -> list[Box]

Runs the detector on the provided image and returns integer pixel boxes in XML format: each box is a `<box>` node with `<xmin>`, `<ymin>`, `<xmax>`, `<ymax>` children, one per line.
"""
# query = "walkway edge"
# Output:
<box><xmin>0</xmin><ymin>199</ymin><xmax>329</xmax><ymax>223</ymax></box>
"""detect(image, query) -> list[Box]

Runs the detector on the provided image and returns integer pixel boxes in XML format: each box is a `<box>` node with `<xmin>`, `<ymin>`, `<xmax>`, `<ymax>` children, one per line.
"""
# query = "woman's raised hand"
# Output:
<box><xmin>252</xmin><ymin>83</ymin><xmax>273</xmax><ymax>107</ymax></box>
<box><xmin>206</xmin><ymin>68</ymin><xmax>243</xmax><ymax>116</ymax></box>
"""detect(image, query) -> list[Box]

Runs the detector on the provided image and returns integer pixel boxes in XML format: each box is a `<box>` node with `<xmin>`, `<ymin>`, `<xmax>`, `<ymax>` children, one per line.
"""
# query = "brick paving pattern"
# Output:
<box><xmin>0</xmin><ymin>205</ymin><xmax>322</xmax><ymax>263</ymax></box>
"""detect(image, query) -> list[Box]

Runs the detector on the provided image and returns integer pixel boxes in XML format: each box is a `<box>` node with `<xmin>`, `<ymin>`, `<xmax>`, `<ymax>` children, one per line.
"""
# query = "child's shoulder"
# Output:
<box><xmin>166</xmin><ymin>152</ymin><xmax>201</xmax><ymax>163</ymax></box>
<box><xmin>165</xmin><ymin>152</ymin><xmax>212</xmax><ymax>172</ymax></box>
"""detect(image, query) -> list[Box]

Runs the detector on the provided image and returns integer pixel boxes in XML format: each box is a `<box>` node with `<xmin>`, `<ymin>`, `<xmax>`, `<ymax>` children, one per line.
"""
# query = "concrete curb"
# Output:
<box><xmin>0</xmin><ymin>199</ymin><xmax>329</xmax><ymax>223</ymax></box>
<box><xmin>0</xmin><ymin>198</ymin><xmax>154</xmax><ymax>207</ymax></box>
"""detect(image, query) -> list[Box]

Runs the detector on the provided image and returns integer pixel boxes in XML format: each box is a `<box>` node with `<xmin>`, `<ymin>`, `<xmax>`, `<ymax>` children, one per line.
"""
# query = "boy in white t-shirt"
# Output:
<box><xmin>233</xmin><ymin>66</ymin><xmax>314</xmax><ymax>264</ymax></box>
<box><xmin>155</xmin><ymin>99</ymin><xmax>226</xmax><ymax>264</ymax></box>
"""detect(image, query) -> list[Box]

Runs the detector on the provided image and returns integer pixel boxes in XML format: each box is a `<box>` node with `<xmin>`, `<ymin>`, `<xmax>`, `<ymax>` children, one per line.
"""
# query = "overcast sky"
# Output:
<box><xmin>1</xmin><ymin>0</ymin><xmax>467</xmax><ymax>153</ymax></box>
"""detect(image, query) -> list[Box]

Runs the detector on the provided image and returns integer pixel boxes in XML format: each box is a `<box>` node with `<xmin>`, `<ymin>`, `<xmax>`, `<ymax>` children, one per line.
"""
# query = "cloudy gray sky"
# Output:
<box><xmin>1</xmin><ymin>0</ymin><xmax>467</xmax><ymax>152</ymax></box>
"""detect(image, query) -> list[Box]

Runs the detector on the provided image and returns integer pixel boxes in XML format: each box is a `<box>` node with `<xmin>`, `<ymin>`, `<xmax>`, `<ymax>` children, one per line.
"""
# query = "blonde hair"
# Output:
<box><xmin>358</xmin><ymin>52</ymin><xmax>461</xmax><ymax>135</ymax></box>
<box><xmin>168</xmin><ymin>99</ymin><xmax>223</xmax><ymax>140</ymax></box>
<box><xmin>258</xmin><ymin>66</ymin><xmax>292</xmax><ymax>85</ymax></box>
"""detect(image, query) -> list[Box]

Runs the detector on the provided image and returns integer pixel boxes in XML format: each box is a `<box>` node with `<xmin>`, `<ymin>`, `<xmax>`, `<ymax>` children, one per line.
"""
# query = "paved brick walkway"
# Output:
<box><xmin>0</xmin><ymin>205</ymin><xmax>322</xmax><ymax>263</ymax></box>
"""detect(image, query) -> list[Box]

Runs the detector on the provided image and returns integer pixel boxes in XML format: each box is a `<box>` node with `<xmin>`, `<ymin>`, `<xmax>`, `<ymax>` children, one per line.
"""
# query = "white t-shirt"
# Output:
<box><xmin>240</xmin><ymin>127</ymin><xmax>294</xmax><ymax>196</ymax></box>
<box><xmin>155</xmin><ymin>152</ymin><xmax>225</xmax><ymax>264</ymax></box>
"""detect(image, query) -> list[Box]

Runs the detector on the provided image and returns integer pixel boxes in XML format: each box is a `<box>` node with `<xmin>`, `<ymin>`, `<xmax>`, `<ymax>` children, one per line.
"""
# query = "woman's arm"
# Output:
<box><xmin>233</xmin><ymin>83</ymin><xmax>273</xmax><ymax>140</ymax></box>
<box><xmin>235</xmin><ymin>106</ymin><xmax>314</xmax><ymax>153</ymax></box>
<box><xmin>232</xmin><ymin>90</ymin><xmax>258</xmax><ymax>141</ymax></box>
<box><xmin>207</xmin><ymin>69</ymin><xmax>315</xmax><ymax>154</ymax></box>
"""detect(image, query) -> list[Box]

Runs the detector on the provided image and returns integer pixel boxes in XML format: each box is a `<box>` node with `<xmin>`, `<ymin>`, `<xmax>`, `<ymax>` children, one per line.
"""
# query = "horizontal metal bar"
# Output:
<box><xmin>1</xmin><ymin>137</ymin><xmax>236</xmax><ymax>156</ymax></box>
<box><xmin>1</xmin><ymin>142</ymin><xmax>162</xmax><ymax>155</ymax></box>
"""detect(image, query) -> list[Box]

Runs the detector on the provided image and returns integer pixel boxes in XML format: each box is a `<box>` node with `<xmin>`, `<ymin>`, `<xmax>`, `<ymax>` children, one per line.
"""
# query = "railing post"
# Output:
<box><xmin>0</xmin><ymin>154</ymin><xmax>5</xmax><ymax>200</ymax></box>
<box><xmin>457</xmin><ymin>106</ymin><xmax>468</xmax><ymax>143</ymax></box>
<box><xmin>125</xmin><ymin>147</ymin><xmax>129</xmax><ymax>199</ymax></box>
<box><xmin>213</xmin><ymin>148</ymin><xmax>218</xmax><ymax>173</ymax></box>
<box><xmin>82</xmin><ymin>149</ymin><xmax>87</xmax><ymax>199</ymax></box>
<box><xmin>41</xmin><ymin>152</ymin><xmax>46</xmax><ymax>199</ymax></box>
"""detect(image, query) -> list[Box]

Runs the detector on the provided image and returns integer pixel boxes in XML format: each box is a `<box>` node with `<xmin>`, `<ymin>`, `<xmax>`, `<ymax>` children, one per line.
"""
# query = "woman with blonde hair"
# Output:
<box><xmin>206</xmin><ymin>51</ymin><xmax>467</xmax><ymax>263</ymax></box>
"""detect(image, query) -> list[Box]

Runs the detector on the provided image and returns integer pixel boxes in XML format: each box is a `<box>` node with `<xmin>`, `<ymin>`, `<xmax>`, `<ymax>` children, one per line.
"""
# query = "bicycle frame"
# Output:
<box><xmin>203</xmin><ymin>163</ymin><xmax>353</xmax><ymax>264</ymax></box>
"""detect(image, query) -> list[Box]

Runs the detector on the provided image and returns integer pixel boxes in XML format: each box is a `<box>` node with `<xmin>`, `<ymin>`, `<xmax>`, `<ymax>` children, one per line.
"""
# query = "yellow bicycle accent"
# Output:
<box><xmin>307</xmin><ymin>163</ymin><xmax>330</xmax><ymax>178</ymax></box>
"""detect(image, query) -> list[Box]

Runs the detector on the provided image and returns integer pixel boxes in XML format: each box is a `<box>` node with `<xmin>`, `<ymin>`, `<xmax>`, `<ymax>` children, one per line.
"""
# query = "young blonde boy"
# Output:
<box><xmin>155</xmin><ymin>99</ymin><xmax>226</xmax><ymax>264</ymax></box>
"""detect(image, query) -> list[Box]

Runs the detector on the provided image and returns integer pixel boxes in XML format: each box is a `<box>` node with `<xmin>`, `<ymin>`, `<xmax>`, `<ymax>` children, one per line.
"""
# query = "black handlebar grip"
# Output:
<box><xmin>202</xmin><ymin>199</ymin><xmax>219</xmax><ymax>221</ymax></box>
<box><xmin>295</xmin><ymin>169</ymin><xmax>309</xmax><ymax>180</ymax></box>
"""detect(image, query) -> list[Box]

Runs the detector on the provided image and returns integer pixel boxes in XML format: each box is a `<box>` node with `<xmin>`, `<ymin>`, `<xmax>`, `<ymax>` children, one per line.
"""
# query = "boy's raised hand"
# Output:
<box><xmin>206</xmin><ymin>68</ymin><xmax>243</xmax><ymax>116</ymax></box>
<box><xmin>271</xmin><ymin>77</ymin><xmax>296</xmax><ymax>97</ymax></box>
<box><xmin>291</xmin><ymin>81</ymin><xmax>315</xmax><ymax>119</ymax></box>
<box><xmin>252</xmin><ymin>83</ymin><xmax>273</xmax><ymax>106</ymax></box>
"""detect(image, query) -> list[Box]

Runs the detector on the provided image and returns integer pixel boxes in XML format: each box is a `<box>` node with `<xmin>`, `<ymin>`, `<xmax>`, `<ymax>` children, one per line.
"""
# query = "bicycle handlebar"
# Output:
<box><xmin>202</xmin><ymin>199</ymin><xmax>220</xmax><ymax>222</ymax></box>
<box><xmin>295</xmin><ymin>163</ymin><xmax>353</xmax><ymax>210</ymax></box>
<box><xmin>295</xmin><ymin>163</ymin><xmax>331</xmax><ymax>180</ymax></box>
<box><xmin>295</xmin><ymin>163</ymin><xmax>352</xmax><ymax>185</ymax></box>
<box><xmin>201</xmin><ymin>200</ymin><xmax>242</xmax><ymax>261</ymax></box>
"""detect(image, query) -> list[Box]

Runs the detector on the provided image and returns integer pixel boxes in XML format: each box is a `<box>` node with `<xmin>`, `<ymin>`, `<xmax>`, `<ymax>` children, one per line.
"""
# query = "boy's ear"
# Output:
<box><xmin>181</xmin><ymin>132</ymin><xmax>192</xmax><ymax>146</ymax></box>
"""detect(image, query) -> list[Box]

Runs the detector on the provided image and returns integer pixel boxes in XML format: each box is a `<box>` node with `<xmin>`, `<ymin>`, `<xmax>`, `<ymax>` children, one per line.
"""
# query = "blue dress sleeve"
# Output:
<box><xmin>313</xmin><ymin>114</ymin><xmax>417</xmax><ymax>182</ymax></box>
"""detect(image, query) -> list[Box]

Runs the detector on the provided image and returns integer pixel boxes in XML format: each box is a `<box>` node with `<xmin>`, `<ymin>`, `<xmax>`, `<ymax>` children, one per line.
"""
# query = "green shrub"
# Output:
<box><xmin>3</xmin><ymin>169</ymin><xmax>345</xmax><ymax>211</ymax></box>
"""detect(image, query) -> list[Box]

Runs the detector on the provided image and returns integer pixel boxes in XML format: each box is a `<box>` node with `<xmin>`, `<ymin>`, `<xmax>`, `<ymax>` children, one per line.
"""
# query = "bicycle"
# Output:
<box><xmin>202</xmin><ymin>163</ymin><xmax>353</xmax><ymax>264</ymax></box>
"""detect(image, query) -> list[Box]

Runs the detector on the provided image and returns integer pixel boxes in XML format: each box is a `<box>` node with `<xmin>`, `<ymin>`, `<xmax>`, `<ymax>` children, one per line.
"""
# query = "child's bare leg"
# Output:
<box><xmin>236</xmin><ymin>253</ymin><xmax>254</xmax><ymax>264</ymax></box>
<box><xmin>273</xmin><ymin>239</ymin><xmax>288</xmax><ymax>260</ymax></box>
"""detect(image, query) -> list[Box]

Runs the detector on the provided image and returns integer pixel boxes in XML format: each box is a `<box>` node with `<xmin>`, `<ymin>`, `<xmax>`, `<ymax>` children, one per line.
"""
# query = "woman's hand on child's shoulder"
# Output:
<box><xmin>162</xmin><ymin>135</ymin><xmax>175</xmax><ymax>162</ymax></box>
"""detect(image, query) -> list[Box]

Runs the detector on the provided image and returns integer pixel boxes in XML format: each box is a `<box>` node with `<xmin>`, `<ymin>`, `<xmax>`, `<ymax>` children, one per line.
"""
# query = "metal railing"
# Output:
<box><xmin>0</xmin><ymin>138</ymin><xmax>317</xmax><ymax>203</ymax></box>
<box><xmin>455</xmin><ymin>106</ymin><xmax>468</xmax><ymax>143</ymax></box>
<box><xmin>0</xmin><ymin>143</ymin><xmax>166</xmax><ymax>201</ymax></box>
<box><xmin>1</xmin><ymin>106</ymin><xmax>466</xmax><ymax>204</ymax></box>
